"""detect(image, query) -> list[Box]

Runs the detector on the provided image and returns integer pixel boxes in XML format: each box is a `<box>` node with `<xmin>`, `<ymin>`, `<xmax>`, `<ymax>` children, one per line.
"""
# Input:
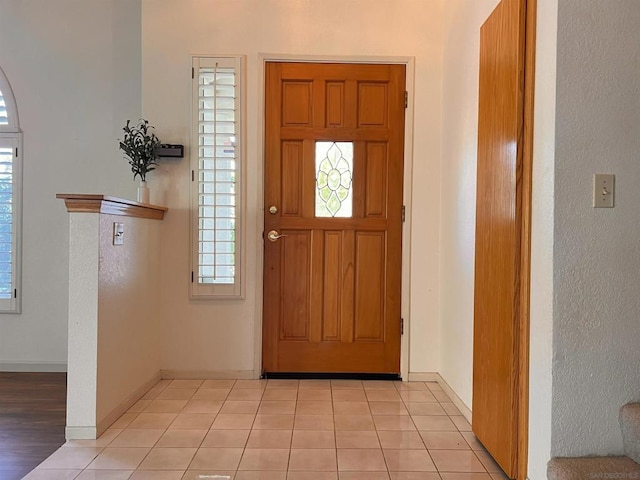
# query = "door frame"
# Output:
<box><xmin>253</xmin><ymin>54</ymin><xmax>416</xmax><ymax>380</ymax></box>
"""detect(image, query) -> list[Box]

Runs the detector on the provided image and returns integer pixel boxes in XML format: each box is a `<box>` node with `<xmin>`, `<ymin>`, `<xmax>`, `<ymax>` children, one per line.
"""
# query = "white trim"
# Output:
<box><xmin>162</xmin><ymin>369</ymin><xmax>255</xmax><ymax>380</ymax></box>
<box><xmin>433</xmin><ymin>372</ymin><xmax>473</xmax><ymax>423</ymax></box>
<box><xmin>0</xmin><ymin>361</ymin><xmax>67</xmax><ymax>372</ymax></box>
<box><xmin>256</xmin><ymin>53</ymin><xmax>415</xmax><ymax>65</ymax></box>
<box><xmin>65</xmin><ymin>426</ymin><xmax>98</xmax><ymax>440</ymax></box>
<box><xmin>253</xmin><ymin>54</ymin><xmax>416</xmax><ymax>378</ymax></box>
<box><xmin>401</xmin><ymin>59</ymin><xmax>416</xmax><ymax>382</ymax></box>
<box><xmin>407</xmin><ymin>372</ymin><xmax>441</xmax><ymax>382</ymax></box>
<box><xmin>190</xmin><ymin>55</ymin><xmax>246</xmax><ymax>299</ymax></box>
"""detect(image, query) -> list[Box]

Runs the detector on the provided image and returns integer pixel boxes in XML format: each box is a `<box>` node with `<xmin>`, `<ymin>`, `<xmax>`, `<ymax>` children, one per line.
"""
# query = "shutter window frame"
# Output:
<box><xmin>0</xmin><ymin>66</ymin><xmax>22</xmax><ymax>313</ymax></box>
<box><xmin>190</xmin><ymin>56</ymin><xmax>244</xmax><ymax>299</ymax></box>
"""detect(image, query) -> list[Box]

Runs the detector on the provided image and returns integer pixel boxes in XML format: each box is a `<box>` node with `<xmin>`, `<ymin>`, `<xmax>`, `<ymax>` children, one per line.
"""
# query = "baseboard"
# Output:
<box><xmin>407</xmin><ymin>372</ymin><xmax>440</xmax><ymax>382</ymax></box>
<box><xmin>434</xmin><ymin>373</ymin><xmax>473</xmax><ymax>423</ymax></box>
<box><xmin>94</xmin><ymin>370</ymin><xmax>162</xmax><ymax>438</ymax></box>
<box><xmin>65</xmin><ymin>426</ymin><xmax>97</xmax><ymax>440</ymax></box>
<box><xmin>161</xmin><ymin>369</ymin><xmax>255</xmax><ymax>380</ymax></box>
<box><xmin>0</xmin><ymin>362</ymin><xmax>67</xmax><ymax>372</ymax></box>
<box><xmin>407</xmin><ymin>372</ymin><xmax>472</xmax><ymax>423</ymax></box>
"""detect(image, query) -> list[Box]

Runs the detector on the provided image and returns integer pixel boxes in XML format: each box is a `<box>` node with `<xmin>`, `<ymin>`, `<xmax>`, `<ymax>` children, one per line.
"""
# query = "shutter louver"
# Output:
<box><xmin>0</xmin><ymin>146</ymin><xmax>13</xmax><ymax>299</ymax></box>
<box><xmin>197</xmin><ymin>64</ymin><xmax>237</xmax><ymax>285</ymax></box>
<box><xmin>0</xmin><ymin>89</ymin><xmax>8</xmax><ymax>126</ymax></box>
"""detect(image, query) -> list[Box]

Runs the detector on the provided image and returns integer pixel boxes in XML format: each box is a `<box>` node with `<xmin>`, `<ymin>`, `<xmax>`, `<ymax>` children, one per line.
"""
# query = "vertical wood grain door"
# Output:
<box><xmin>263</xmin><ymin>62</ymin><xmax>405</xmax><ymax>374</ymax></box>
<box><xmin>472</xmin><ymin>0</ymin><xmax>532</xmax><ymax>478</ymax></box>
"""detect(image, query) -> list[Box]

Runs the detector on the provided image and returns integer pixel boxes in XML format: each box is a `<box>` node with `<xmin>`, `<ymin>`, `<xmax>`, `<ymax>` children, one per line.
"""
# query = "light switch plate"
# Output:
<box><xmin>113</xmin><ymin>222</ymin><xmax>124</xmax><ymax>245</ymax></box>
<box><xmin>593</xmin><ymin>174</ymin><xmax>615</xmax><ymax>208</ymax></box>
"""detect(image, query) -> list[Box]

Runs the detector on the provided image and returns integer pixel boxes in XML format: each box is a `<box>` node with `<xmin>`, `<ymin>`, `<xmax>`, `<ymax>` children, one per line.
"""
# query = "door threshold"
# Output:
<box><xmin>262</xmin><ymin>372</ymin><xmax>401</xmax><ymax>381</ymax></box>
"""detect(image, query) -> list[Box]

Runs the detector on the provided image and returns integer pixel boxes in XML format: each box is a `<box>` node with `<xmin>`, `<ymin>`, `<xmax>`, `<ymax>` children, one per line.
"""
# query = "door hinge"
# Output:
<box><xmin>15</xmin><ymin>147</ymin><xmax>18</xmax><ymax>156</ymax></box>
<box><xmin>401</xmin><ymin>318</ymin><xmax>404</xmax><ymax>335</ymax></box>
<box><xmin>191</xmin><ymin>271</ymin><xmax>194</xmax><ymax>283</ymax></box>
<box><xmin>402</xmin><ymin>205</ymin><xmax>406</xmax><ymax>222</ymax></box>
<box><xmin>191</xmin><ymin>67</ymin><xmax>195</xmax><ymax>79</ymax></box>
<box><xmin>191</xmin><ymin>170</ymin><xmax>195</xmax><ymax>182</ymax></box>
<box><xmin>13</xmin><ymin>288</ymin><xmax>16</xmax><ymax>299</ymax></box>
<box><xmin>404</xmin><ymin>91</ymin><xmax>408</xmax><ymax>109</ymax></box>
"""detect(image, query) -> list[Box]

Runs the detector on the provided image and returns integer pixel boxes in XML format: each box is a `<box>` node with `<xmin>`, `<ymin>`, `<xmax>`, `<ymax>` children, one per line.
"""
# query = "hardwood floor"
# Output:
<box><xmin>0</xmin><ymin>373</ymin><xmax>66</xmax><ymax>480</ymax></box>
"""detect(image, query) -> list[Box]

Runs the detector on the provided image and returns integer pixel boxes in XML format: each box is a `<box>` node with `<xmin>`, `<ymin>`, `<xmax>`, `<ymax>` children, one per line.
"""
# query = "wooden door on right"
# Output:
<box><xmin>473</xmin><ymin>0</ymin><xmax>528</xmax><ymax>477</ymax></box>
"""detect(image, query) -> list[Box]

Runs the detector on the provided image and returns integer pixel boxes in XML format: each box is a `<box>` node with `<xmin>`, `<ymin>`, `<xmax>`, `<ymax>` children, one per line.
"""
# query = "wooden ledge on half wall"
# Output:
<box><xmin>56</xmin><ymin>194</ymin><xmax>168</xmax><ymax>221</ymax></box>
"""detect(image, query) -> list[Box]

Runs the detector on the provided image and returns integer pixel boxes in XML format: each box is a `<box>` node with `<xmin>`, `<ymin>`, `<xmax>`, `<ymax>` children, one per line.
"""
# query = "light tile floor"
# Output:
<box><xmin>25</xmin><ymin>379</ymin><xmax>508</xmax><ymax>480</ymax></box>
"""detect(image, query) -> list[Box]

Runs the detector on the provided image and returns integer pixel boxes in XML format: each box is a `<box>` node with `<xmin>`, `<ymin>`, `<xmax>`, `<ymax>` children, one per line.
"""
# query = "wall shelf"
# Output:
<box><xmin>56</xmin><ymin>194</ymin><xmax>167</xmax><ymax>220</ymax></box>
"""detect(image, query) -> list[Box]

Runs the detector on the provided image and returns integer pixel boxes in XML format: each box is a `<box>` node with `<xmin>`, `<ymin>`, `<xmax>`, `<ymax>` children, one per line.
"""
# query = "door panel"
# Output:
<box><xmin>280</xmin><ymin>232</ymin><xmax>311</xmax><ymax>340</ymax></box>
<box><xmin>263</xmin><ymin>62</ymin><xmax>405</xmax><ymax>374</ymax></box>
<box><xmin>281</xmin><ymin>141</ymin><xmax>303</xmax><ymax>215</ymax></box>
<box><xmin>364</xmin><ymin>142</ymin><xmax>388</xmax><ymax>217</ymax></box>
<box><xmin>472</xmin><ymin>0</ymin><xmax>527</xmax><ymax>478</ymax></box>
<box><xmin>326</xmin><ymin>82</ymin><xmax>345</xmax><ymax>126</ymax></box>
<box><xmin>358</xmin><ymin>83</ymin><xmax>388</xmax><ymax>126</ymax></box>
<box><xmin>322</xmin><ymin>231</ymin><xmax>342</xmax><ymax>341</ymax></box>
<box><xmin>282</xmin><ymin>82</ymin><xmax>313</xmax><ymax>126</ymax></box>
<box><xmin>354</xmin><ymin>231</ymin><xmax>385</xmax><ymax>341</ymax></box>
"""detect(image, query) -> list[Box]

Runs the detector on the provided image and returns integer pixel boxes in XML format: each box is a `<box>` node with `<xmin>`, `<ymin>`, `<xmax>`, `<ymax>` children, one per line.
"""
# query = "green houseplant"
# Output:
<box><xmin>119</xmin><ymin>119</ymin><xmax>160</xmax><ymax>203</ymax></box>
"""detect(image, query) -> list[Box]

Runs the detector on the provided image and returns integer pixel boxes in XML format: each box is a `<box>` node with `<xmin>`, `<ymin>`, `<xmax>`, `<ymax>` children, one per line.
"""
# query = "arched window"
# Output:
<box><xmin>0</xmin><ymin>67</ymin><xmax>19</xmax><ymax>132</ymax></box>
<box><xmin>0</xmin><ymin>67</ymin><xmax>22</xmax><ymax>312</ymax></box>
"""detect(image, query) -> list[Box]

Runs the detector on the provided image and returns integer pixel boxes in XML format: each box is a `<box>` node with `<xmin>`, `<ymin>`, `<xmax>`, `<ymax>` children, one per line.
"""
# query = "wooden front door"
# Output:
<box><xmin>263</xmin><ymin>62</ymin><xmax>405</xmax><ymax>374</ymax></box>
<box><xmin>472</xmin><ymin>0</ymin><xmax>534</xmax><ymax>478</ymax></box>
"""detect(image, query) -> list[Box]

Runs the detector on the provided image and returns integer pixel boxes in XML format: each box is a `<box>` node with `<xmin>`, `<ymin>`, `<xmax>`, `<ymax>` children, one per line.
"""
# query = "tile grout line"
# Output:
<box><xmin>31</xmin><ymin>378</ymin><xmax>497</xmax><ymax>479</ymax></box>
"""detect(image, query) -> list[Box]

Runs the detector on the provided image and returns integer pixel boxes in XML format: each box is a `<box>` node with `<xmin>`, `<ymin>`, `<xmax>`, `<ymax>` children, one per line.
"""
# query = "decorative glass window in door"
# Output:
<box><xmin>315</xmin><ymin>141</ymin><xmax>353</xmax><ymax>217</ymax></box>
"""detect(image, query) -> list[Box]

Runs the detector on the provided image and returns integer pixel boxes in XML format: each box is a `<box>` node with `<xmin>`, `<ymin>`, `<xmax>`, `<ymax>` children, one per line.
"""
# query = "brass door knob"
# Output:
<box><xmin>267</xmin><ymin>230</ymin><xmax>286</xmax><ymax>242</ymax></box>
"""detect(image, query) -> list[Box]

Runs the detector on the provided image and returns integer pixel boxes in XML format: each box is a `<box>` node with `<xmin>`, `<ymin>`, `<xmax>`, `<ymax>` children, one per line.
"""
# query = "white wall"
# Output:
<box><xmin>0</xmin><ymin>0</ymin><xmax>142</xmax><ymax>370</ymax></box>
<box><xmin>528</xmin><ymin>0</ymin><xmax>557</xmax><ymax>477</ymax></box>
<box><xmin>142</xmin><ymin>0</ymin><xmax>445</xmax><ymax>375</ymax></box>
<box><xmin>66</xmin><ymin>213</ymin><xmax>99</xmax><ymax>436</ymax></box>
<box><xmin>65</xmin><ymin>210</ymin><xmax>163</xmax><ymax>439</ymax></box>
<box><xmin>551</xmin><ymin>0</ymin><xmax>640</xmax><ymax>456</ymax></box>
<box><xmin>439</xmin><ymin>0</ymin><xmax>499</xmax><ymax>409</ymax></box>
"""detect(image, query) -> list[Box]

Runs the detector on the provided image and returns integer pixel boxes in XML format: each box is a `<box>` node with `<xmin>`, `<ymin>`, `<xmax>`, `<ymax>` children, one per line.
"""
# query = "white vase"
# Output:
<box><xmin>137</xmin><ymin>181</ymin><xmax>150</xmax><ymax>204</ymax></box>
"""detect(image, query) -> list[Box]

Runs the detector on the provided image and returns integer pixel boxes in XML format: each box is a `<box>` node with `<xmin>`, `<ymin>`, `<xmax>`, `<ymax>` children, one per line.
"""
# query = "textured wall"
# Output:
<box><xmin>65</xmin><ymin>211</ymin><xmax>162</xmax><ymax>438</ymax></box>
<box><xmin>66</xmin><ymin>214</ymin><xmax>99</xmax><ymax>435</ymax></box>
<box><xmin>0</xmin><ymin>0</ymin><xmax>142</xmax><ymax>370</ymax></box>
<box><xmin>552</xmin><ymin>0</ymin><xmax>640</xmax><ymax>456</ymax></box>
<box><xmin>96</xmin><ymin>213</ymin><xmax>162</xmax><ymax>427</ymax></box>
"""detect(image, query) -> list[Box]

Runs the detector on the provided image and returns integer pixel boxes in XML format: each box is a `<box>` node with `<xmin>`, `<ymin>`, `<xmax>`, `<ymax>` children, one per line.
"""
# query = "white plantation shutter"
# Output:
<box><xmin>191</xmin><ymin>57</ymin><xmax>243</xmax><ymax>298</ymax></box>
<box><xmin>0</xmin><ymin>134</ymin><xmax>21</xmax><ymax>312</ymax></box>
<box><xmin>0</xmin><ymin>67</ymin><xmax>21</xmax><ymax>313</ymax></box>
